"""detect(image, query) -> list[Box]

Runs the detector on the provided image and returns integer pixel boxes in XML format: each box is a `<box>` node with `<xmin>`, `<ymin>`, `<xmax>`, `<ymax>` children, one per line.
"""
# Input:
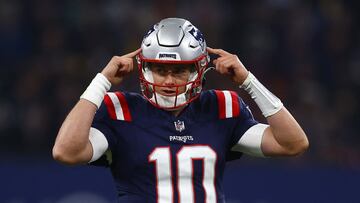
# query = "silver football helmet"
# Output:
<box><xmin>137</xmin><ymin>18</ymin><xmax>210</xmax><ymax>110</ymax></box>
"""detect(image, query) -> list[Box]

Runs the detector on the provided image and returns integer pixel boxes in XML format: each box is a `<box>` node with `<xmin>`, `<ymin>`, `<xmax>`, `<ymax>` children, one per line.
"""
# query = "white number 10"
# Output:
<box><xmin>149</xmin><ymin>145</ymin><xmax>217</xmax><ymax>203</ymax></box>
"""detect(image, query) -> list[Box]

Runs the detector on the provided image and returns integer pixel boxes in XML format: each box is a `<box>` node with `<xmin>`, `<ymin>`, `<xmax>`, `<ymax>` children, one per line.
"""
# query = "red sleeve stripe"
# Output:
<box><xmin>104</xmin><ymin>92</ymin><xmax>132</xmax><ymax>121</ymax></box>
<box><xmin>230</xmin><ymin>91</ymin><xmax>240</xmax><ymax>117</ymax></box>
<box><xmin>214</xmin><ymin>90</ymin><xmax>240</xmax><ymax>119</ymax></box>
<box><xmin>214</xmin><ymin>90</ymin><xmax>226</xmax><ymax>119</ymax></box>
<box><xmin>115</xmin><ymin>92</ymin><xmax>132</xmax><ymax>121</ymax></box>
<box><xmin>223</xmin><ymin>91</ymin><xmax>233</xmax><ymax>118</ymax></box>
<box><xmin>104</xmin><ymin>94</ymin><xmax>117</xmax><ymax>120</ymax></box>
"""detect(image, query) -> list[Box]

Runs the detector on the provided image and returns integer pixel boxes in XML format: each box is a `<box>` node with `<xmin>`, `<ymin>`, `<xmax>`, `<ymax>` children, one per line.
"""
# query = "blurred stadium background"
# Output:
<box><xmin>1</xmin><ymin>0</ymin><xmax>359</xmax><ymax>202</ymax></box>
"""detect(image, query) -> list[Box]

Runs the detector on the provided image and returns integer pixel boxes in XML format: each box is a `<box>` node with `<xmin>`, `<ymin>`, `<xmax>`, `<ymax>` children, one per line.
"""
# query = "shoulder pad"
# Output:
<box><xmin>103</xmin><ymin>91</ymin><xmax>132</xmax><ymax>121</ymax></box>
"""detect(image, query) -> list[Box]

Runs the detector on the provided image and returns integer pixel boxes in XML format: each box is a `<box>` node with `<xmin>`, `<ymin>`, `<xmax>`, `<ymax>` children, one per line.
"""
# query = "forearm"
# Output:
<box><xmin>240</xmin><ymin>72</ymin><xmax>308</xmax><ymax>156</ymax></box>
<box><xmin>53</xmin><ymin>73</ymin><xmax>111</xmax><ymax>164</ymax></box>
<box><xmin>266</xmin><ymin>107</ymin><xmax>308</xmax><ymax>154</ymax></box>
<box><xmin>53</xmin><ymin>100</ymin><xmax>96</xmax><ymax>162</ymax></box>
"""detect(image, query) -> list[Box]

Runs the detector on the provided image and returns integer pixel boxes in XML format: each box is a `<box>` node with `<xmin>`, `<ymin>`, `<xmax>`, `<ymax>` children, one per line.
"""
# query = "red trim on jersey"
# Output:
<box><xmin>230</xmin><ymin>91</ymin><xmax>240</xmax><ymax>117</ymax></box>
<box><xmin>104</xmin><ymin>94</ymin><xmax>117</xmax><ymax>120</ymax></box>
<box><xmin>214</xmin><ymin>90</ymin><xmax>226</xmax><ymax>119</ymax></box>
<box><xmin>115</xmin><ymin>92</ymin><xmax>132</xmax><ymax>121</ymax></box>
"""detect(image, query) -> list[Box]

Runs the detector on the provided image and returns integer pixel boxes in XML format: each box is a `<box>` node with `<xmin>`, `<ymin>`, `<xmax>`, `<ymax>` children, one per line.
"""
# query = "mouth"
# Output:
<box><xmin>157</xmin><ymin>88</ymin><xmax>176</xmax><ymax>96</ymax></box>
<box><xmin>159</xmin><ymin>89</ymin><xmax>177</xmax><ymax>96</ymax></box>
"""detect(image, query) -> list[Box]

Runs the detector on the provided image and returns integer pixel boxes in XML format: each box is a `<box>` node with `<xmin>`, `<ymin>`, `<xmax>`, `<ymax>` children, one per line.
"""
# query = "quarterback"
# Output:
<box><xmin>53</xmin><ymin>18</ymin><xmax>309</xmax><ymax>202</ymax></box>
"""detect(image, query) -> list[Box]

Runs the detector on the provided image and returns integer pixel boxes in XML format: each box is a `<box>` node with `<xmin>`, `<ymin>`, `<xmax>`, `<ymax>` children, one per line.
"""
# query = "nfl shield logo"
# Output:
<box><xmin>174</xmin><ymin>120</ymin><xmax>185</xmax><ymax>132</ymax></box>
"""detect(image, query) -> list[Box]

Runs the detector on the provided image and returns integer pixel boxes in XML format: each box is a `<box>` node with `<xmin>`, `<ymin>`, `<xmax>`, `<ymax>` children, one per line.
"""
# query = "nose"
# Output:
<box><xmin>163</xmin><ymin>73</ymin><xmax>176</xmax><ymax>86</ymax></box>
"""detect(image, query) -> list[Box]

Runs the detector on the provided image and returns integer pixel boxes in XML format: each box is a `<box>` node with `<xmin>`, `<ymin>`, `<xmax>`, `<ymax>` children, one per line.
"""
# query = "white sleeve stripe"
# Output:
<box><xmin>108</xmin><ymin>92</ymin><xmax>125</xmax><ymax>120</ymax></box>
<box><xmin>88</xmin><ymin>127</ymin><xmax>109</xmax><ymax>163</ymax></box>
<box><xmin>223</xmin><ymin>90</ymin><xmax>233</xmax><ymax>118</ymax></box>
<box><xmin>231</xmin><ymin>123</ymin><xmax>269</xmax><ymax>157</ymax></box>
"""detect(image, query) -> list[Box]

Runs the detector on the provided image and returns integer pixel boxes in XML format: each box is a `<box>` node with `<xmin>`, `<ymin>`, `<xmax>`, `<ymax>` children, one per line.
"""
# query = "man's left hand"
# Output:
<box><xmin>207</xmin><ymin>47</ymin><xmax>249</xmax><ymax>85</ymax></box>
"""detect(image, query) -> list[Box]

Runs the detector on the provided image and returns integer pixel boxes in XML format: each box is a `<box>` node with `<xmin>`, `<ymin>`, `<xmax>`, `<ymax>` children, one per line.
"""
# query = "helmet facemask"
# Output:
<box><xmin>137</xmin><ymin>18</ymin><xmax>210</xmax><ymax>110</ymax></box>
<box><xmin>137</xmin><ymin>54</ymin><xmax>209</xmax><ymax>110</ymax></box>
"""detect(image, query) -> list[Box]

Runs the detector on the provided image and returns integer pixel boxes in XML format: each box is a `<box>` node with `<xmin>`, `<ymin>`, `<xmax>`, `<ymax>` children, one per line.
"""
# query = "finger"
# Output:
<box><xmin>213</xmin><ymin>59</ymin><xmax>220</xmax><ymax>71</ymax></box>
<box><xmin>127</xmin><ymin>58</ymin><xmax>134</xmax><ymax>72</ymax></box>
<box><xmin>207</xmin><ymin>47</ymin><xmax>222</xmax><ymax>55</ymax></box>
<box><xmin>206</xmin><ymin>47</ymin><xmax>230</xmax><ymax>56</ymax></box>
<box><xmin>214</xmin><ymin>55</ymin><xmax>232</xmax><ymax>64</ymax></box>
<box><xmin>118</xmin><ymin>62</ymin><xmax>131</xmax><ymax>75</ymax></box>
<box><xmin>207</xmin><ymin>47</ymin><xmax>215</xmax><ymax>52</ymax></box>
<box><xmin>212</xmin><ymin>55</ymin><xmax>231</xmax><ymax>70</ymax></box>
<box><xmin>215</xmin><ymin>57</ymin><xmax>234</xmax><ymax>75</ymax></box>
<box><xmin>112</xmin><ymin>57</ymin><xmax>133</xmax><ymax>70</ymax></box>
<box><xmin>222</xmin><ymin>59</ymin><xmax>236</xmax><ymax>74</ymax></box>
<box><xmin>213</xmin><ymin>59</ymin><xmax>218</xmax><ymax>66</ymax></box>
<box><xmin>122</xmin><ymin>59</ymin><xmax>134</xmax><ymax>73</ymax></box>
<box><xmin>217</xmin><ymin>63</ymin><xmax>228</xmax><ymax>74</ymax></box>
<box><xmin>213</xmin><ymin>57</ymin><xmax>227</xmax><ymax>73</ymax></box>
<box><xmin>212</xmin><ymin>54</ymin><xmax>228</xmax><ymax>64</ymax></box>
<box><xmin>214</xmin><ymin>59</ymin><xmax>226</xmax><ymax>74</ymax></box>
<box><xmin>122</xmin><ymin>47</ymin><xmax>142</xmax><ymax>58</ymax></box>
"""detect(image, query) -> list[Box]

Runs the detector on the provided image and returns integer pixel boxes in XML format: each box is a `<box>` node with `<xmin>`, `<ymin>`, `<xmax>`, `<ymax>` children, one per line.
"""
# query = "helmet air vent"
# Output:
<box><xmin>157</xmin><ymin>24</ymin><xmax>184</xmax><ymax>47</ymax></box>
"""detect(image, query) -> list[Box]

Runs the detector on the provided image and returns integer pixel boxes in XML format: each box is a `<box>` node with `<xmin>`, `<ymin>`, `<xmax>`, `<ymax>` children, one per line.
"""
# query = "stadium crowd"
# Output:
<box><xmin>0</xmin><ymin>0</ymin><xmax>359</xmax><ymax>168</ymax></box>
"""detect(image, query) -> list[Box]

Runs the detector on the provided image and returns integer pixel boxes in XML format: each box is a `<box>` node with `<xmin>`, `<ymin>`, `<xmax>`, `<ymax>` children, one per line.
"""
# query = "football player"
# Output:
<box><xmin>53</xmin><ymin>18</ymin><xmax>309</xmax><ymax>203</ymax></box>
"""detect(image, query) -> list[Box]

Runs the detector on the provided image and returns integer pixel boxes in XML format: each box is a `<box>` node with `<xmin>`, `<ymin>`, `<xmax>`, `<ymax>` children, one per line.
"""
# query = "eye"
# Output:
<box><xmin>158</xmin><ymin>69</ymin><xmax>167</xmax><ymax>75</ymax></box>
<box><xmin>173</xmin><ymin>67</ymin><xmax>185</xmax><ymax>75</ymax></box>
<box><xmin>151</xmin><ymin>66</ymin><xmax>165</xmax><ymax>74</ymax></box>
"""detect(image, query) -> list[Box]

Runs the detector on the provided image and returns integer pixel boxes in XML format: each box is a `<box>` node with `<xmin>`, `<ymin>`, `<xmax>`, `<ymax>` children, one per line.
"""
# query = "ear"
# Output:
<box><xmin>136</xmin><ymin>54</ymin><xmax>141</xmax><ymax>64</ymax></box>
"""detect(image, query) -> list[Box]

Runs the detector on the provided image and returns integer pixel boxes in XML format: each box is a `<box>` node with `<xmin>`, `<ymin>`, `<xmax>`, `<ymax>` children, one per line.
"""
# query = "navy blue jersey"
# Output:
<box><xmin>91</xmin><ymin>90</ymin><xmax>258</xmax><ymax>203</ymax></box>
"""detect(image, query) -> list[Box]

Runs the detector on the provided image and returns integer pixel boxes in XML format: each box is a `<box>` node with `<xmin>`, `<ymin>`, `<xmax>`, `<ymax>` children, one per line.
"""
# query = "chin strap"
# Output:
<box><xmin>203</xmin><ymin>66</ymin><xmax>215</xmax><ymax>75</ymax></box>
<box><xmin>201</xmin><ymin>66</ymin><xmax>215</xmax><ymax>86</ymax></box>
<box><xmin>150</xmin><ymin>92</ymin><xmax>188</xmax><ymax>110</ymax></box>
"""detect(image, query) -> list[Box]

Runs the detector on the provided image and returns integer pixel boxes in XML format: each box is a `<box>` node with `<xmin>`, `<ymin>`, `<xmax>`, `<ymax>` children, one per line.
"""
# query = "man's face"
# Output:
<box><xmin>149</xmin><ymin>63</ymin><xmax>195</xmax><ymax>96</ymax></box>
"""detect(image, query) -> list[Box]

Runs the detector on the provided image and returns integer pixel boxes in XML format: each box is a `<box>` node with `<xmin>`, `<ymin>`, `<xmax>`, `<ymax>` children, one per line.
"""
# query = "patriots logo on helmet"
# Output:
<box><xmin>188</xmin><ymin>27</ymin><xmax>205</xmax><ymax>50</ymax></box>
<box><xmin>143</xmin><ymin>26</ymin><xmax>155</xmax><ymax>39</ymax></box>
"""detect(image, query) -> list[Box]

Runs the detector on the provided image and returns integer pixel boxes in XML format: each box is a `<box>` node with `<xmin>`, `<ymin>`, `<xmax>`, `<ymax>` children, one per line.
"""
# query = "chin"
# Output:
<box><xmin>157</xmin><ymin>90</ymin><xmax>185</xmax><ymax>97</ymax></box>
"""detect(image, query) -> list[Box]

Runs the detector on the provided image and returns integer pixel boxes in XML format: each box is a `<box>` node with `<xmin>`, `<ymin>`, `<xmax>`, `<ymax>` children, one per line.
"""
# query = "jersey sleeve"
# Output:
<box><xmin>230</xmin><ymin>98</ymin><xmax>259</xmax><ymax>146</ymax></box>
<box><xmin>211</xmin><ymin>90</ymin><xmax>259</xmax><ymax>146</ymax></box>
<box><xmin>89</xmin><ymin>100</ymin><xmax>117</xmax><ymax>166</ymax></box>
<box><xmin>91</xmin><ymin>100</ymin><xmax>118</xmax><ymax>153</ymax></box>
<box><xmin>90</xmin><ymin>91</ymin><xmax>134</xmax><ymax>166</ymax></box>
<box><xmin>212</xmin><ymin>91</ymin><xmax>259</xmax><ymax>161</ymax></box>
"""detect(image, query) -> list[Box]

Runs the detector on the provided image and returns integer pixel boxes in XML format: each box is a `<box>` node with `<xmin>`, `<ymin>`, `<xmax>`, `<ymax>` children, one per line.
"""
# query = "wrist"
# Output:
<box><xmin>239</xmin><ymin>72</ymin><xmax>283</xmax><ymax>117</ymax></box>
<box><xmin>80</xmin><ymin>73</ymin><xmax>112</xmax><ymax>108</ymax></box>
<box><xmin>100</xmin><ymin>70</ymin><xmax>111</xmax><ymax>81</ymax></box>
<box><xmin>239</xmin><ymin>71</ymin><xmax>252</xmax><ymax>87</ymax></box>
<box><xmin>237</xmin><ymin>70</ymin><xmax>250</xmax><ymax>85</ymax></box>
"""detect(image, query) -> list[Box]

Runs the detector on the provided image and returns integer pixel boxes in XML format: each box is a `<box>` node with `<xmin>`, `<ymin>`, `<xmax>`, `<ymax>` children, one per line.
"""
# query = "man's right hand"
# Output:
<box><xmin>101</xmin><ymin>48</ymin><xmax>142</xmax><ymax>85</ymax></box>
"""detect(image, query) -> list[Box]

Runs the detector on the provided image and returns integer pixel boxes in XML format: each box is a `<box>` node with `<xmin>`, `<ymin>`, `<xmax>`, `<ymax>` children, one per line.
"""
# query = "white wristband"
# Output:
<box><xmin>240</xmin><ymin>72</ymin><xmax>283</xmax><ymax>117</ymax></box>
<box><xmin>80</xmin><ymin>73</ymin><xmax>111</xmax><ymax>108</ymax></box>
